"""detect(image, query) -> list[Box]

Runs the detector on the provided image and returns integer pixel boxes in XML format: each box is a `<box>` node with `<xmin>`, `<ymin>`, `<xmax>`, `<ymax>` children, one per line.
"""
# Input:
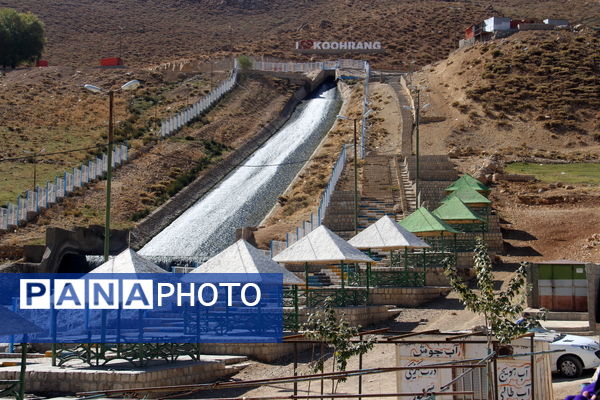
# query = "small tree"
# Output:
<box><xmin>444</xmin><ymin>238</ymin><xmax>541</xmax><ymax>345</ymax></box>
<box><xmin>302</xmin><ymin>297</ymin><xmax>374</xmax><ymax>393</ymax></box>
<box><xmin>0</xmin><ymin>8</ymin><xmax>45</xmax><ymax>69</ymax></box>
<box><xmin>236</xmin><ymin>55</ymin><xmax>253</xmax><ymax>71</ymax></box>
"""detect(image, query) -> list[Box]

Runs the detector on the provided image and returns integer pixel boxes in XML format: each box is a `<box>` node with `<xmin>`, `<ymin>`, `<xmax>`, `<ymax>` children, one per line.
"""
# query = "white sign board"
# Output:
<box><xmin>396</xmin><ymin>343</ymin><xmax>463</xmax><ymax>400</ymax></box>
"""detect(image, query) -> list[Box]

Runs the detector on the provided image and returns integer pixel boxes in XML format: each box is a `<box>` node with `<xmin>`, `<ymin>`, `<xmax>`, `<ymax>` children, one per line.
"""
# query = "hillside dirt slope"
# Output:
<box><xmin>0</xmin><ymin>74</ymin><xmax>296</xmax><ymax>256</ymax></box>
<box><xmin>1</xmin><ymin>0</ymin><xmax>598</xmax><ymax>70</ymax></box>
<box><xmin>0</xmin><ymin>65</ymin><xmax>229</xmax><ymax>204</ymax></box>
<box><xmin>414</xmin><ymin>29</ymin><xmax>600</xmax><ymax>159</ymax></box>
<box><xmin>414</xmin><ymin>28</ymin><xmax>600</xmax><ymax>265</ymax></box>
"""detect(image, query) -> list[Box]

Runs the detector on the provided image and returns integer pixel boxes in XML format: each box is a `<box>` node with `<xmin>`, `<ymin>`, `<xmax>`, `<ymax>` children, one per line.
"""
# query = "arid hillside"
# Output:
<box><xmin>414</xmin><ymin>29</ymin><xmax>600</xmax><ymax>160</ymax></box>
<box><xmin>1</xmin><ymin>0</ymin><xmax>598</xmax><ymax>70</ymax></box>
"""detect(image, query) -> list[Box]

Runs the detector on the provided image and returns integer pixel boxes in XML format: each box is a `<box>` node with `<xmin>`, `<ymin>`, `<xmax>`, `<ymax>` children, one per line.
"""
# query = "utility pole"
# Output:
<box><xmin>353</xmin><ymin>118</ymin><xmax>359</xmax><ymax>235</ymax></box>
<box><xmin>105</xmin><ymin>90</ymin><xmax>114</xmax><ymax>262</ymax></box>
<box><xmin>32</xmin><ymin>153</ymin><xmax>37</xmax><ymax>192</ymax></box>
<box><xmin>415</xmin><ymin>89</ymin><xmax>420</xmax><ymax>207</ymax></box>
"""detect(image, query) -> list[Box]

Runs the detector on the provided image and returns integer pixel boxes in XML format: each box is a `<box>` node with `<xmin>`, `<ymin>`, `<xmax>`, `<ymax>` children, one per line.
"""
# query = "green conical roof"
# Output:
<box><xmin>433</xmin><ymin>197</ymin><xmax>485</xmax><ymax>222</ymax></box>
<box><xmin>446</xmin><ymin>175</ymin><xmax>490</xmax><ymax>193</ymax></box>
<box><xmin>398</xmin><ymin>207</ymin><xmax>462</xmax><ymax>235</ymax></box>
<box><xmin>443</xmin><ymin>186</ymin><xmax>492</xmax><ymax>205</ymax></box>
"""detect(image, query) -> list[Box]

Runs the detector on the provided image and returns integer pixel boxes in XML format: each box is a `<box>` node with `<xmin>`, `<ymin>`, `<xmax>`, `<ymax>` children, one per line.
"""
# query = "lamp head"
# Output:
<box><xmin>83</xmin><ymin>84</ymin><xmax>103</xmax><ymax>94</ymax></box>
<box><xmin>121</xmin><ymin>79</ymin><xmax>140</xmax><ymax>91</ymax></box>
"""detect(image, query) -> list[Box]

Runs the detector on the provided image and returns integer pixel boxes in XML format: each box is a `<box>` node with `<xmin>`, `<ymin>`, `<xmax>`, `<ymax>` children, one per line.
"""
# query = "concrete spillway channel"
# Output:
<box><xmin>139</xmin><ymin>81</ymin><xmax>341</xmax><ymax>260</ymax></box>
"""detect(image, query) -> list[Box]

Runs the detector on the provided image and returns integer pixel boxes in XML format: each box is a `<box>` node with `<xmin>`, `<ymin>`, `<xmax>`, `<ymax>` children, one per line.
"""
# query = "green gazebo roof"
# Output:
<box><xmin>446</xmin><ymin>175</ymin><xmax>490</xmax><ymax>193</ymax></box>
<box><xmin>433</xmin><ymin>197</ymin><xmax>485</xmax><ymax>222</ymax></box>
<box><xmin>443</xmin><ymin>186</ymin><xmax>492</xmax><ymax>205</ymax></box>
<box><xmin>398</xmin><ymin>207</ymin><xmax>462</xmax><ymax>235</ymax></box>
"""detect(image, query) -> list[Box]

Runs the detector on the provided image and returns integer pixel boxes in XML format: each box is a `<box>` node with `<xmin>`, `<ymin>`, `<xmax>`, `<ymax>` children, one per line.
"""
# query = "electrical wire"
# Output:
<box><xmin>0</xmin><ymin>143</ymin><xmax>108</xmax><ymax>163</ymax></box>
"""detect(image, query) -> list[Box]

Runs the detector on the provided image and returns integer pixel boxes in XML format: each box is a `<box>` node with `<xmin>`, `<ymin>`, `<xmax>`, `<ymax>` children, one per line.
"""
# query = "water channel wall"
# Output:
<box><xmin>130</xmin><ymin>70</ymin><xmax>336</xmax><ymax>249</ymax></box>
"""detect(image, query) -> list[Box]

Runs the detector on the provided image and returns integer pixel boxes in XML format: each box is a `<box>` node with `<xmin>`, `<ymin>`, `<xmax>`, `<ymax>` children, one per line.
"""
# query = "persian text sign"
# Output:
<box><xmin>497</xmin><ymin>360</ymin><xmax>532</xmax><ymax>400</ymax></box>
<box><xmin>295</xmin><ymin>40</ymin><xmax>383</xmax><ymax>53</ymax></box>
<box><xmin>0</xmin><ymin>273</ymin><xmax>283</xmax><ymax>343</ymax></box>
<box><xmin>396</xmin><ymin>343</ymin><xmax>463</xmax><ymax>400</ymax></box>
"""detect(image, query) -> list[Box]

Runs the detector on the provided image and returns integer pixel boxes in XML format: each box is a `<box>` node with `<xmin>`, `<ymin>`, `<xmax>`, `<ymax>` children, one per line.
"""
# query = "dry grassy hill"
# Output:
<box><xmin>415</xmin><ymin>29</ymin><xmax>600</xmax><ymax>160</ymax></box>
<box><xmin>1</xmin><ymin>0</ymin><xmax>598</xmax><ymax>70</ymax></box>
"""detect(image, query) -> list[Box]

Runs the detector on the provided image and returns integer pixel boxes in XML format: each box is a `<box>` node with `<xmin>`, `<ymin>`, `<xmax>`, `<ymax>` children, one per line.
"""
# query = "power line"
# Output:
<box><xmin>0</xmin><ymin>143</ymin><xmax>108</xmax><ymax>163</ymax></box>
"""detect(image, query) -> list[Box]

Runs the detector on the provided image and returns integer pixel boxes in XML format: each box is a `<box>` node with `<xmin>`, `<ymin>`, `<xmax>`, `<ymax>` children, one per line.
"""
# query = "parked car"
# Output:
<box><xmin>530</xmin><ymin>327</ymin><xmax>600</xmax><ymax>378</ymax></box>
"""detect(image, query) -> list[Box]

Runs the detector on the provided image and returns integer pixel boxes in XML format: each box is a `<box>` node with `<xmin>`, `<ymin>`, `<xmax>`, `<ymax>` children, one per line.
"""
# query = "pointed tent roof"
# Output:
<box><xmin>189</xmin><ymin>240</ymin><xmax>303</xmax><ymax>285</ymax></box>
<box><xmin>348</xmin><ymin>215</ymin><xmax>430</xmax><ymax>250</ymax></box>
<box><xmin>272</xmin><ymin>225</ymin><xmax>374</xmax><ymax>265</ymax></box>
<box><xmin>433</xmin><ymin>197</ymin><xmax>485</xmax><ymax>222</ymax></box>
<box><xmin>446</xmin><ymin>174</ymin><xmax>490</xmax><ymax>193</ymax></box>
<box><xmin>398</xmin><ymin>207</ymin><xmax>461</xmax><ymax>235</ymax></box>
<box><xmin>443</xmin><ymin>186</ymin><xmax>492</xmax><ymax>205</ymax></box>
<box><xmin>89</xmin><ymin>248</ymin><xmax>166</xmax><ymax>274</ymax></box>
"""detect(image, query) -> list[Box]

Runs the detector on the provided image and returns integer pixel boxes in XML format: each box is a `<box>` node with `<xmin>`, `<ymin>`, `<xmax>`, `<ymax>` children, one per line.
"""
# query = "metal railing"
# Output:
<box><xmin>158</xmin><ymin>68</ymin><xmax>238</xmax><ymax>138</ymax></box>
<box><xmin>1</xmin><ymin>144</ymin><xmax>128</xmax><ymax>230</ymax></box>
<box><xmin>270</xmin><ymin>144</ymin><xmax>348</xmax><ymax>256</ymax></box>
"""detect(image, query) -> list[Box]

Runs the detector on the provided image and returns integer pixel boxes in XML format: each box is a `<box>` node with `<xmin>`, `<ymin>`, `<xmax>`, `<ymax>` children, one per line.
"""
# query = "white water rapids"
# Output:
<box><xmin>139</xmin><ymin>83</ymin><xmax>340</xmax><ymax>259</ymax></box>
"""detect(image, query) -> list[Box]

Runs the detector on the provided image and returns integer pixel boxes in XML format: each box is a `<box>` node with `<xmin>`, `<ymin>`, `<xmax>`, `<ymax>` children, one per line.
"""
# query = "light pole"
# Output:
<box><xmin>404</xmin><ymin>95</ymin><xmax>429</xmax><ymax>208</ymax></box>
<box><xmin>337</xmin><ymin>110</ymin><xmax>371</xmax><ymax>235</ymax></box>
<box><xmin>84</xmin><ymin>79</ymin><xmax>140</xmax><ymax>261</ymax></box>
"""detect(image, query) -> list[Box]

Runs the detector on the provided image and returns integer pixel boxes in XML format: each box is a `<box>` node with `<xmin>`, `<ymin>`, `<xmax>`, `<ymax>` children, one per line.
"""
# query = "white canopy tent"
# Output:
<box><xmin>273</xmin><ymin>225</ymin><xmax>373</xmax><ymax>265</ymax></box>
<box><xmin>348</xmin><ymin>215</ymin><xmax>430</xmax><ymax>250</ymax></box>
<box><xmin>189</xmin><ymin>239</ymin><xmax>303</xmax><ymax>285</ymax></box>
<box><xmin>273</xmin><ymin>225</ymin><xmax>373</xmax><ymax>288</ymax></box>
<box><xmin>89</xmin><ymin>248</ymin><xmax>167</xmax><ymax>274</ymax></box>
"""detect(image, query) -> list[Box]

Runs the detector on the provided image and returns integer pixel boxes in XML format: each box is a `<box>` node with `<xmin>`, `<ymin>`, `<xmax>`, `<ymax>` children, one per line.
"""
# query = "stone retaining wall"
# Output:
<box><xmin>1</xmin><ymin>359</ymin><xmax>232</xmax><ymax>394</ymax></box>
<box><xmin>369</xmin><ymin>287</ymin><xmax>450</xmax><ymax>307</ymax></box>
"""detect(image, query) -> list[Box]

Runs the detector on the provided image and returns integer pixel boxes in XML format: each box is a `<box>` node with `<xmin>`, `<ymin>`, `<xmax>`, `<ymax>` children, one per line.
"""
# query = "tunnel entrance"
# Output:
<box><xmin>57</xmin><ymin>253</ymin><xmax>90</xmax><ymax>273</ymax></box>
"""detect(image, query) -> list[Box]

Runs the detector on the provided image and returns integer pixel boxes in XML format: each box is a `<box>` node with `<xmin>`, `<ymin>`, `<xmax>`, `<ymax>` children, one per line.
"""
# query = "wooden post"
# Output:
<box><xmin>294</xmin><ymin>342</ymin><xmax>298</xmax><ymax>396</ymax></box>
<box><xmin>358</xmin><ymin>334</ymin><xmax>364</xmax><ymax>400</ymax></box>
<box><xmin>17</xmin><ymin>335</ymin><xmax>28</xmax><ymax>400</ymax></box>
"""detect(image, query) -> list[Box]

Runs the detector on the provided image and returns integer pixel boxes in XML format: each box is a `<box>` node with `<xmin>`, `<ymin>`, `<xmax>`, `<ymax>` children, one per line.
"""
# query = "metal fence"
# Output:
<box><xmin>0</xmin><ymin>144</ymin><xmax>128</xmax><ymax>230</ymax></box>
<box><xmin>252</xmin><ymin>59</ymin><xmax>367</xmax><ymax>73</ymax></box>
<box><xmin>1</xmin><ymin>65</ymin><xmax>241</xmax><ymax>232</ymax></box>
<box><xmin>158</xmin><ymin>68</ymin><xmax>238</xmax><ymax>138</ymax></box>
<box><xmin>270</xmin><ymin>144</ymin><xmax>348</xmax><ymax>256</ymax></box>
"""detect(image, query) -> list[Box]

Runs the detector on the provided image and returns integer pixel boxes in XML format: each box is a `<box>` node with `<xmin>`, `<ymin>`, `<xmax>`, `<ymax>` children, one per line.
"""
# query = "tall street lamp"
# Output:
<box><xmin>403</xmin><ymin>94</ymin><xmax>429</xmax><ymax>207</ymax></box>
<box><xmin>83</xmin><ymin>79</ymin><xmax>140</xmax><ymax>262</ymax></box>
<box><xmin>337</xmin><ymin>110</ymin><xmax>372</xmax><ymax>235</ymax></box>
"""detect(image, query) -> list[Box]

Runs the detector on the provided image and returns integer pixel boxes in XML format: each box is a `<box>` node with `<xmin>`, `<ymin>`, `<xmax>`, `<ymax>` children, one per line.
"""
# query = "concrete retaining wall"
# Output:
<box><xmin>369</xmin><ymin>286</ymin><xmax>450</xmax><ymax>306</ymax></box>
<box><xmin>201</xmin><ymin>305</ymin><xmax>398</xmax><ymax>362</ymax></box>
<box><xmin>1</xmin><ymin>359</ymin><xmax>232</xmax><ymax>394</ymax></box>
<box><xmin>131</xmin><ymin>70</ymin><xmax>335</xmax><ymax>248</ymax></box>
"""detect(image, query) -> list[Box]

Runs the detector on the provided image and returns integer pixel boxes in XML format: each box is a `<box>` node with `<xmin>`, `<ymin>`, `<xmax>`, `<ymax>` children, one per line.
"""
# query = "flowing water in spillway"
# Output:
<box><xmin>140</xmin><ymin>82</ymin><xmax>341</xmax><ymax>259</ymax></box>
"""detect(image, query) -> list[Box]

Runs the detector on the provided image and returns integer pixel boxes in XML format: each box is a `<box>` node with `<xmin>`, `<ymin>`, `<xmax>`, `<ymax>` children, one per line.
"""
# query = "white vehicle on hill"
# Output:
<box><xmin>531</xmin><ymin>327</ymin><xmax>600</xmax><ymax>378</ymax></box>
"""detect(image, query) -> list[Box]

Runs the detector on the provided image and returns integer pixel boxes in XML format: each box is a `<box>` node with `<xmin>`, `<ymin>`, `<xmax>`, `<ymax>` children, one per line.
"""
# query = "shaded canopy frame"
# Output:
<box><xmin>348</xmin><ymin>215</ymin><xmax>432</xmax><ymax>281</ymax></box>
<box><xmin>273</xmin><ymin>225</ymin><xmax>375</xmax><ymax>307</ymax></box>
<box><xmin>432</xmin><ymin>197</ymin><xmax>487</xmax><ymax>234</ymax></box>
<box><xmin>398</xmin><ymin>207</ymin><xmax>466</xmax><ymax>257</ymax></box>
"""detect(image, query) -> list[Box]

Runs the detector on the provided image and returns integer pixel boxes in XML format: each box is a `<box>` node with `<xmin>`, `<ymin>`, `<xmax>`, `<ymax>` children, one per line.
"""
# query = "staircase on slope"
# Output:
<box><xmin>358</xmin><ymin>154</ymin><xmax>398</xmax><ymax>230</ymax></box>
<box><xmin>399</xmin><ymin>159</ymin><xmax>417</xmax><ymax>212</ymax></box>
